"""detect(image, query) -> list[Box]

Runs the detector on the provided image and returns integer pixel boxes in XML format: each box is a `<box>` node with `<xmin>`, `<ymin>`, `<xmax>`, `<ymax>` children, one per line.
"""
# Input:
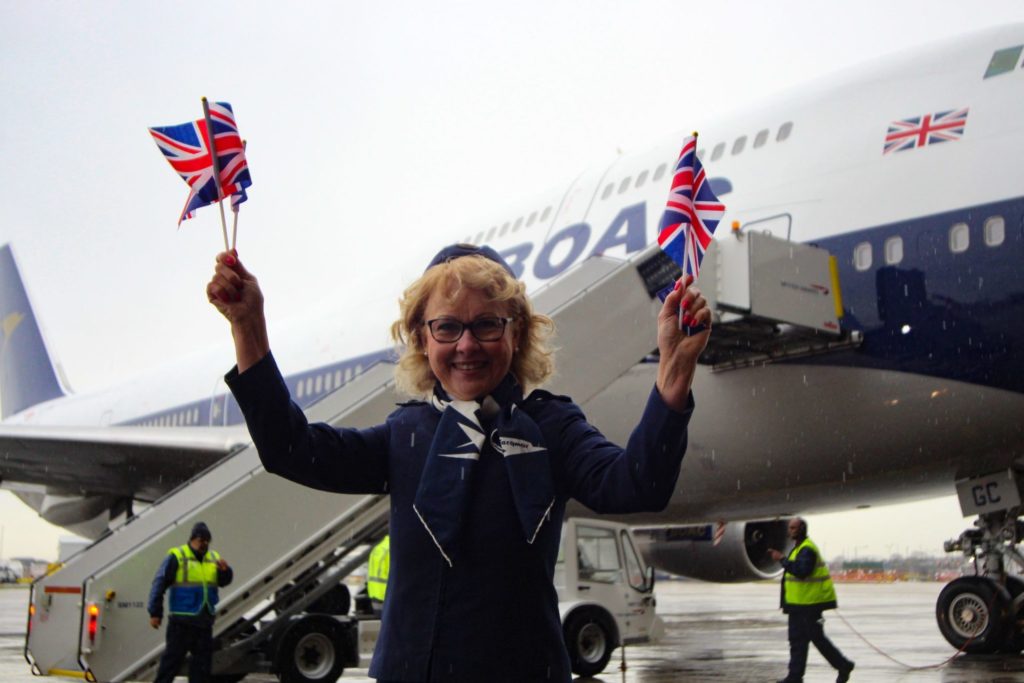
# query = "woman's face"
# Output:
<box><xmin>421</xmin><ymin>285</ymin><xmax>516</xmax><ymax>401</ymax></box>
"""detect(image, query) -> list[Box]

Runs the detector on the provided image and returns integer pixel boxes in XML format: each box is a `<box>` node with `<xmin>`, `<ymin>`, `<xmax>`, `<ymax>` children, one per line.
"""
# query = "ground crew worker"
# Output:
<box><xmin>769</xmin><ymin>517</ymin><xmax>854</xmax><ymax>683</ymax></box>
<box><xmin>366</xmin><ymin>534</ymin><xmax>389</xmax><ymax>614</ymax></box>
<box><xmin>147</xmin><ymin>521</ymin><xmax>233</xmax><ymax>683</ymax></box>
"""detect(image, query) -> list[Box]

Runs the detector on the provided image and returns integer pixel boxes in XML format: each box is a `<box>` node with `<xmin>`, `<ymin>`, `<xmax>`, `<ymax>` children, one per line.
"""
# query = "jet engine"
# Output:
<box><xmin>632</xmin><ymin>520</ymin><xmax>789</xmax><ymax>582</ymax></box>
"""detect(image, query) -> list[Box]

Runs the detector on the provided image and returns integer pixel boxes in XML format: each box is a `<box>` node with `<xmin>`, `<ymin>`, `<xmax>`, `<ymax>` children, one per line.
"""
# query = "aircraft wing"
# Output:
<box><xmin>0</xmin><ymin>424</ymin><xmax>250</xmax><ymax>502</ymax></box>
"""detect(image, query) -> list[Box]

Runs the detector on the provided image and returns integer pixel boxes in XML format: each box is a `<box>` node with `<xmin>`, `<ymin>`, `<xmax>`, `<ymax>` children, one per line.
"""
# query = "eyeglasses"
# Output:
<box><xmin>423</xmin><ymin>316</ymin><xmax>513</xmax><ymax>343</ymax></box>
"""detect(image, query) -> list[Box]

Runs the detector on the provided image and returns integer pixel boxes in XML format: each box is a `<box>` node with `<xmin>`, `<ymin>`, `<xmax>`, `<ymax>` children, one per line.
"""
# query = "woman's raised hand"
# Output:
<box><xmin>655</xmin><ymin>275</ymin><xmax>711</xmax><ymax>412</ymax></box>
<box><xmin>207</xmin><ymin>251</ymin><xmax>270</xmax><ymax>372</ymax></box>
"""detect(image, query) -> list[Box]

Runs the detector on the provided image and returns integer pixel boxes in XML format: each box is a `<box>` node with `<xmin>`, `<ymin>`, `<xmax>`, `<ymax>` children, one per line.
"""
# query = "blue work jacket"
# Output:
<box><xmin>228</xmin><ymin>352</ymin><xmax>692</xmax><ymax>682</ymax></box>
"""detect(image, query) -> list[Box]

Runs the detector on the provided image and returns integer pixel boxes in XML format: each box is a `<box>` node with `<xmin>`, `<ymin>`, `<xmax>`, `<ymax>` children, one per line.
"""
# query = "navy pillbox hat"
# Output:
<box><xmin>425</xmin><ymin>243</ymin><xmax>516</xmax><ymax>277</ymax></box>
<box><xmin>190</xmin><ymin>521</ymin><xmax>212</xmax><ymax>541</ymax></box>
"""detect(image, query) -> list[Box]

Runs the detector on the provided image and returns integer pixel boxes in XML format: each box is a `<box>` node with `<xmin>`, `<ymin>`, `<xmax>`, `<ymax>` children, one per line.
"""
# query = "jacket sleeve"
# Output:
<box><xmin>147</xmin><ymin>554</ymin><xmax>177</xmax><ymax>618</ymax></box>
<box><xmin>226</xmin><ymin>352</ymin><xmax>390</xmax><ymax>493</ymax></box>
<box><xmin>534</xmin><ymin>385</ymin><xmax>693</xmax><ymax>514</ymax></box>
<box><xmin>781</xmin><ymin>546</ymin><xmax>817</xmax><ymax>579</ymax></box>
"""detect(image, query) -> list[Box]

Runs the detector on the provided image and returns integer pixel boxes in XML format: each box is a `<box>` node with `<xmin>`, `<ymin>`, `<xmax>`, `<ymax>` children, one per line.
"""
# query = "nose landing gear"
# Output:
<box><xmin>938</xmin><ymin>509</ymin><xmax>1024</xmax><ymax>654</ymax></box>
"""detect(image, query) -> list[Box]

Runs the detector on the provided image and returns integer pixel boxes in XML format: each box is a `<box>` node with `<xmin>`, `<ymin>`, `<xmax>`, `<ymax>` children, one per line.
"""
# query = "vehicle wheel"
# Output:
<box><xmin>936</xmin><ymin>576</ymin><xmax>1009</xmax><ymax>654</ymax></box>
<box><xmin>275</xmin><ymin>615</ymin><xmax>346</xmax><ymax>683</ymax></box>
<box><xmin>307</xmin><ymin>583</ymin><xmax>351</xmax><ymax>616</ymax></box>
<box><xmin>999</xmin><ymin>575</ymin><xmax>1024</xmax><ymax>653</ymax></box>
<box><xmin>563</xmin><ymin>608</ymin><xmax>616</xmax><ymax>677</ymax></box>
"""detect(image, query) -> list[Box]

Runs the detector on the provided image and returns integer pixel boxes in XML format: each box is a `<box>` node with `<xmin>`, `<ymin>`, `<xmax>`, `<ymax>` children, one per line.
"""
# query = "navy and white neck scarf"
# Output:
<box><xmin>413</xmin><ymin>376</ymin><xmax>555</xmax><ymax>566</ymax></box>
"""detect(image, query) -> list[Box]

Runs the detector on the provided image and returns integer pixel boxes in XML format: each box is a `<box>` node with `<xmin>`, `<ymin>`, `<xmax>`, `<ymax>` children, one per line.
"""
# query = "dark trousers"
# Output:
<box><xmin>154</xmin><ymin>618</ymin><xmax>214</xmax><ymax>683</ymax></box>
<box><xmin>787</xmin><ymin>609</ymin><xmax>850</xmax><ymax>681</ymax></box>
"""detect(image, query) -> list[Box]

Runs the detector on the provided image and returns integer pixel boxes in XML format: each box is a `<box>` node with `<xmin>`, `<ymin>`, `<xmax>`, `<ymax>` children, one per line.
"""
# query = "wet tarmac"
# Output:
<box><xmin>5</xmin><ymin>581</ymin><xmax>1024</xmax><ymax>682</ymax></box>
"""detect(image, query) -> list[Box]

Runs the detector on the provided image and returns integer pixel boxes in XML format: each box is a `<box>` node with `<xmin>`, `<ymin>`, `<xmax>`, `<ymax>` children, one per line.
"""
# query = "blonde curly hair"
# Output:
<box><xmin>390</xmin><ymin>254</ymin><xmax>555</xmax><ymax>398</ymax></box>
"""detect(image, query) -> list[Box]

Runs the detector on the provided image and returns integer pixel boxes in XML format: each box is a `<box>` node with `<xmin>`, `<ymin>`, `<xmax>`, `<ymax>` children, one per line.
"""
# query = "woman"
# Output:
<box><xmin>207</xmin><ymin>243</ymin><xmax>710</xmax><ymax>682</ymax></box>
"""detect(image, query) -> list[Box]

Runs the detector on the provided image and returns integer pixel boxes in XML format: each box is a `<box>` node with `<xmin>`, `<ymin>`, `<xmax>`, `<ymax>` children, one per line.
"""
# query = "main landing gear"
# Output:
<box><xmin>938</xmin><ymin>509</ymin><xmax>1024</xmax><ymax>654</ymax></box>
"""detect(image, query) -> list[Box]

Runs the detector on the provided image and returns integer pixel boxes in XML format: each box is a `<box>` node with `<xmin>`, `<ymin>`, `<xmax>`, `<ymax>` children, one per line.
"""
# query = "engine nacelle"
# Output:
<box><xmin>632</xmin><ymin>520</ymin><xmax>789</xmax><ymax>582</ymax></box>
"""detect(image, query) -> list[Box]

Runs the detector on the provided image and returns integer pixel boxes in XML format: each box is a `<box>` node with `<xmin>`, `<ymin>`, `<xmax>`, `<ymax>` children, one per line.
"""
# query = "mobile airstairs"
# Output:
<box><xmin>25</xmin><ymin>233</ymin><xmax>847</xmax><ymax>682</ymax></box>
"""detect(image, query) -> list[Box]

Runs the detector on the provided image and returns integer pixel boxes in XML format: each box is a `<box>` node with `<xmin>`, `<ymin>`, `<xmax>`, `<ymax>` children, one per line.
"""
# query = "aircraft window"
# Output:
<box><xmin>193</xmin><ymin>408</ymin><xmax>199</xmax><ymax>424</ymax></box>
<box><xmin>526</xmin><ymin>211</ymin><xmax>537</xmax><ymax>227</ymax></box>
<box><xmin>305</xmin><ymin>377</ymin><xmax>314</xmax><ymax>396</ymax></box>
<box><xmin>949</xmin><ymin>222</ymin><xmax>969</xmax><ymax>253</ymax></box>
<box><xmin>601</xmin><ymin>183</ymin><xmax>614</xmax><ymax>200</ymax></box>
<box><xmin>731</xmin><ymin>136</ymin><xmax>747</xmax><ymax>155</ymax></box>
<box><xmin>486</xmin><ymin>226</ymin><xmax>498</xmax><ymax>242</ymax></box>
<box><xmin>355</xmin><ymin>364</ymin><xmax>364</xmax><ymax>376</ymax></box>
<box><xmin>345</xmin><ymin>367</ymin><xmax>353</xmax><ymax>382</ymax></box>
<box><xmin>754</xmin><ymin>129</ymin><xmax>769</xmax><ymax>148</ymax></box>
<box><xmin>513</xmin><ymin>217</ymin><xmax>523</xmax><ymax>232</ymax></box>
<box><xmin>315</xmin><ymin>375</ymin><xmax>323</xmax><ymax>394</ymax></box>
<box><xmin>984</xmin><ymin>216</ymin><xmax>1005</xmax><ymax>246</ymax></box>
<box><xmin>653</xmin><ymin>163</ymin><xmax>667</xmax><ymax>182</ymax></box>
<box><xmin>711</xmin><ymin>143</ymin><xmax>725</xmax><ymax>161</ymax></box>
<box><xmin>334</xmin><ymin>369</ymin><xmax>343</xmax><ymax>387</ymax></box>
<box><xmin>853</xmin><ymin>242</ymin><xmax>872</xmax><ymax>272</ymax></box>
<box><xmin>498</xmin><ymin>223</ymin><xmax>509</xmax><ymax>237</ymax></box>
<box><xmin>984</xmin><ymin>45</ymin><xmax>1023</xmax><ymax>79</ymax></box>
<box><xmin>540</xmin><ymin>206</ymin><xmax>552</xmax><ymax>222</ymax></box>
<box><xmin>636</xmin><ymin>170</ymin><xmax>648</xmax><ymax>188</ymax></box>
<box><xmin>474</xmin><ymin>231</ymin><xmax>484</xmax><ymax>244</ymax></box>
<box><xmin>172</xmin><ymin>413</ymin><xmax>178</xmax><ymax>427</ymax></box>
<box><xmin>296</xmin><ymin>380</ymin><xmax>304</xmax><ymax>398</ymax></box>
<box><xmin>884</xmin><ymin>236</ymin><xmax>903</xmax><ymax>265</ymax></box>
<box><xmin>618</xmin><ymin>177</ymin><xmax>631</xmax><ymax>194</ymax></box>
<box><xmin>777</xmin><ymin>122</ymin><xmax>793</xmax><ymax>142</ymax></box>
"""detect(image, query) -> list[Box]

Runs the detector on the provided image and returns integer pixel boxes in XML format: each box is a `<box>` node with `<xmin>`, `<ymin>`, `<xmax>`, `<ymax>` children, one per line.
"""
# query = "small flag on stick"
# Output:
<box><xmin>148</xmin><ymin>100</ymin><xmax>252</xmax><ymax>249</ymax></box>
<box><xmin>656</xmin><ymin>133</ymin><xmax>725</xmax><ymax>330</ymax></box>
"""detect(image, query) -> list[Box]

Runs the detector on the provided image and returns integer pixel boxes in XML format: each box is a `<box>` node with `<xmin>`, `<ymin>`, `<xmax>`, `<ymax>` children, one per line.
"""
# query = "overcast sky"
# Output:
<box><xmin>1</xmin><ymin>1</ymin><xmax>1022</xmax><ymax>561</ymax></box>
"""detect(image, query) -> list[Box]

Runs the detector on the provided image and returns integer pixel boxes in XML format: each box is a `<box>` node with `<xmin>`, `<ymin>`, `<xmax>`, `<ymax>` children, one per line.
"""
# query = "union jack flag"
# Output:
<box><xmin>883</xmin><ymin>108</ymin><xmax>968</xmax><ymax>154</ymax></box>
<box><xmin>657</xmin><ymin>135</ymin><xmax>726</xmax><ymax>282</ymax></box>
<box><xmin>149</xmin><ymin>102</ymin><xmax>252</xmax><ymax>224</ymax></box>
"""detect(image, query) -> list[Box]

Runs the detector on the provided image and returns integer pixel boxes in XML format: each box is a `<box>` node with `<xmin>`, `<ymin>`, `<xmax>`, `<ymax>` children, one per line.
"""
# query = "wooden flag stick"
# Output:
<box><xmin>201</xmin><ymin>97</ymin><xmax>230</xmax><ymax>251</ymax></box>
<box><xmin>681</xmin><ymin>131</ymin><xmax>700</xmax><ymax>335</ymax></box>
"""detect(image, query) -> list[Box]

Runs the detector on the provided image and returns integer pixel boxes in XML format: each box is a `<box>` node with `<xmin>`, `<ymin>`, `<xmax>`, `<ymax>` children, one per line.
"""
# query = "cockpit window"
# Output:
<box><xmin>984</xmin><ymin>45</ymin><xmax>1023</xmax><ymax>79</ymax></box>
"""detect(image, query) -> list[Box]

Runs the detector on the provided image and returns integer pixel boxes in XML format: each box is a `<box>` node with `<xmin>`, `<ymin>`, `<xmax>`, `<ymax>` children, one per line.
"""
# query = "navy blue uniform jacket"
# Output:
<box><xmin>227</xmin><ymin>352</ymin><xmax>693</xmax><ymax>682</ymax></box>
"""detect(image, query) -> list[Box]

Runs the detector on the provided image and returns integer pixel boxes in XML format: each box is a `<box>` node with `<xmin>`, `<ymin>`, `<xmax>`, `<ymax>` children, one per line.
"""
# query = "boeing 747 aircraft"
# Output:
<box><xmin>2</xmin><ymin>23</ymin><xmax>1022</xmax><ymax>652</ymax></box>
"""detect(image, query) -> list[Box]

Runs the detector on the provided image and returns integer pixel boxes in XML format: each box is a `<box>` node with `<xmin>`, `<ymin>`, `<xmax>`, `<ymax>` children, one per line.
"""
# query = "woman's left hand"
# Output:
<box><xmin>655</xmin><ymin>275</ymin><xmax>711</xmax><ymax>412</ymax></box>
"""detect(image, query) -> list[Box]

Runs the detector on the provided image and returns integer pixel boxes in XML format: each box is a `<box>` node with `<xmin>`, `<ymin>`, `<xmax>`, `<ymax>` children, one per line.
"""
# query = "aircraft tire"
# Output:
<box><xmin>936</xmin><ymin>576</ymin><xmax>1010</xmax><ymax>654</ymax></box>
<box><xmin>275</xmin><ymin>615</ymin><xmax>347</xmax><ymax>683</ymax></box>
<box><xmin>564</xmin><ymin>607</ymin><xmax>616</xmax><ymax>677</ymax></box>
<box><xmin>998</xmin><ymin>575</ymin><xmax>1024</xmax><ymax>653</ymax></box>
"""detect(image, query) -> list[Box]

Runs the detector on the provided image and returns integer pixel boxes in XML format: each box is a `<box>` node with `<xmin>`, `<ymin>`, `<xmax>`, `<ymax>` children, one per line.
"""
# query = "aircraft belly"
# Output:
<box><xmin>574</xmin><ymin>361</ymin><xmax>1024</xmax><ymax>523</ymax></box>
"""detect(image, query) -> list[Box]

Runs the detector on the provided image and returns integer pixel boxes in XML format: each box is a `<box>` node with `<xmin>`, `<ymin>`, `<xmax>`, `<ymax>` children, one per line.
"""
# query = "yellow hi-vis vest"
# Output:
<box><xmin>367</xmin><ymin>535</ymin><xmax>390</xmax><ymax>602</ymax></box>
<box><xmin>783</xmin><ymin>538</ymin><xmax>837</xmax><ymax>607</ymax></box>
<box><xmin>168</xmin><ymin>544</ymin><xmax>221</xmax><ymax>616</ymax></box>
